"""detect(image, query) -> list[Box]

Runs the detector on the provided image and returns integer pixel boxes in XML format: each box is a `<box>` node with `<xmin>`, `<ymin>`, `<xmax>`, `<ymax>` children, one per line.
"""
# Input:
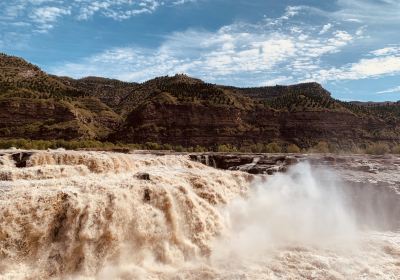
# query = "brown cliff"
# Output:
<box><xmin>0</xmin><ymin>53</ymin><xmax>399</xmax><ymax>148</ymax></box>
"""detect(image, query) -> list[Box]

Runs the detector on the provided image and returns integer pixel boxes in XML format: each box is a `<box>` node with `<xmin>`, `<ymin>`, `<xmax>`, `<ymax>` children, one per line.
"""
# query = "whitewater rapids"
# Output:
<box><xmin>0</xmin><ymin>150</ymin><xmax>399</xmax><ymax>279</ymax></box>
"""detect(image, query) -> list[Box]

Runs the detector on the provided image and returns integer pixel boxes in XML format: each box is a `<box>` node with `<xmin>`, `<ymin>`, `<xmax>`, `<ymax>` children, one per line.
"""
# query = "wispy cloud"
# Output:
<box><xmin>377</xmin><ymin>86</ymin><xmax>400</xmax><ymax>95</ymax></box>
<box><xmin>50</xmin><ymin>11</ymin><xmax>400</xmax><ymax>88</ymax></box>
<box><xmin>0</xmin><ymin>0</ymin><xmax>197</xmax><ymax>35</ymax></box>
<box><xmin>172</xmin><ymin>0</ymin><xmax>196</xmax><ymax>5</ymax></box>
<box><xmin>2</xmin><ymin>0</ymin><xmax>196</xmax><ymax>21</ymax></box>
<box><xmin>333</xmin><ymin>0</ymin><xmax>400</xmax><ymax>24</ymax></box>
<box><xmin>306</xmin><ymin>55</ymin><xmax>400</xmax><ymax>83</ymax></box>
<box><xmin>294</xmin><ymin>0</ymin><xmax>400</xmax><ymax>25</ymax></box>
<box><xmin>262</xmin><ymin>76</ymin><xmax>293</xmax><ymax>86</ymax></box>
<box><xmin>50</xmin><ymin>10</ymin><xmax>361</xmax><ymax>85</ymax></box>
<box><xmin>305</xmin><ymin>45</ymin><xmax>400</xmax><ymax>82</ymax></box>
<box><xmin>75</xmin><ymin>0</ymin><xmax>163</xmax><ymax>21</ymax></box>
<box><xmin>371</xmin><ymin>46</ymin><xmax>400</xmax><ymax>57</ymax></box>
<box><xmin>319</xmin><ymin>23</ymin><xmax>332</xmax><ymax>35</ymax></box>
<box><xmin>3</xmin><ymin>0</ymin><xmax>400</xmax><ymax>100</ymax></box>
<box><xmin>29</xmin><ymin>6</ymin><xmax>71</xmax><ymax>32</ymax></box>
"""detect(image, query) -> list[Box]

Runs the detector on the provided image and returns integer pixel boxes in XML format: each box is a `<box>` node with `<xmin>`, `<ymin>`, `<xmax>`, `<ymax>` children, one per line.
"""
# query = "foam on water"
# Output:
<box><xmin>0</xmin><ymin>151</ymin><xmax>399</xmax><ymax>279</ymax></box>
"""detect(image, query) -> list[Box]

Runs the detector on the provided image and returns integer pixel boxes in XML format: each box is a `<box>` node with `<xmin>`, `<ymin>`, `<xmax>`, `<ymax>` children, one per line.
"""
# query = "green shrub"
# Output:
<box><xmin>162</xmin><ymin>143</ymin><xmax>173</xmax><ymax>150</ymax></box>
<box><xmin>217</xmin><ymin>144</ymin><xmax>237</xmax><ymax>153</ymax></box>
<box><xmin>185</xmin><ymin>147</ymin><xmax>194</xmax><ymax>152</ymax></box>
<box><xmin>127</xmin><ymin>143</ymin><xmax>144</xmax><ymax>150</ymax></box>
<box><xmin>312</xmin><ymin>141</ymin><xmax>330</xmax><ymax>153</ymax></box>
<box><xmin>194</xmin><ymin>145</ymin><xmax>207</xmax><ymax>152</ymax></box>
<box><xmin>392</xmin><ymin>145</ymin><xmax>400</xmax><ymax>154</ymax></box>
<box><xmin>249</xmin><ymin>143</ymin><xmax>264</xmax><ymax>153</ymax></box>
<box><xmin>174</xmin><ymin>145</ymin><xmax>184</xmax><ymax>152</ymax></box>
<box><xmin>145</xmin><ymin>142</ymin><xmax>162</xmax><ymax>150</ymax></box>
<box><xmin>239</xmin><ymin>146</ymin><xmax>252</xmax><ymax>153</ymax></box>
<box><xmin>366</xmin><ymin>143</ymin><xmax>390</xmax><ymax>155</ymax></box>
<box><xmin>0</xmin><ymin>139</ymin><xmax>117</xmax><ymax>150</ymax></box>
<box><xmin>348</xmin><ymin>145</ymin><xmax>365</xmax><ymax>154</ymax></box>
<box><xmin>286</xmin><ymin>144</ymin><xmax>300</xmax><ymax>153</ymax></box>
<box><xmin>265</xmin><ymin>142</ymin><xmax>282</xmax><ymax>153</ymax></box>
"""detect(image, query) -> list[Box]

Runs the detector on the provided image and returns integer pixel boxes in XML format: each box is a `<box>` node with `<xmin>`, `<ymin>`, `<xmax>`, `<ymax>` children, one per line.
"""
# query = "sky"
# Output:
<box><xmin>0</xmin><ymin>0</ymin><xmax>399</xmax><ymax>101</ymax></box>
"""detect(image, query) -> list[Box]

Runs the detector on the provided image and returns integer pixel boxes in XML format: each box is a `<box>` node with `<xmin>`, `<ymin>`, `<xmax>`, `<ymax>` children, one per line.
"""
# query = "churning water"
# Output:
<box><xmin>0</xmin><ymin>151</ymin><xmax>399</xmax><ymax>279</ymax></box>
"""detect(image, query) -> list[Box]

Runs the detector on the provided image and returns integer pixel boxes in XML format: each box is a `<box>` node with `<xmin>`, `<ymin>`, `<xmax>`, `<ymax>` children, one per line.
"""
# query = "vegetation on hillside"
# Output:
<box><xmin>0</xmin><ymin>53</ymin><xmax>399</xmax><ymax>152</ymax></box>
<box><xmin>1</xmin><ymin>139</ymin><xmax>399</xmax><ymax>155</ymax></box>
<box><xmin>264</xmin><ymin>90</ymin><xmax>340</xmax><ymax>112</ymax></box>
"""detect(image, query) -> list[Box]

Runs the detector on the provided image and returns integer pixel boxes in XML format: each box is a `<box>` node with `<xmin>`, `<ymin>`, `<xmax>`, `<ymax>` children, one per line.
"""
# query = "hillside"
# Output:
<box><xmin>0</xmin><ymin>53</ymin><xmax>399</xmax><ymax>150</ymax></box>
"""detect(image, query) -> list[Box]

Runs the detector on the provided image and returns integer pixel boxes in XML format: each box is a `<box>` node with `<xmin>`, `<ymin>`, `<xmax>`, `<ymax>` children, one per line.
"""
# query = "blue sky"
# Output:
<box><xmin>1</xmin><ymin>0</ymin><xmax>399</xmax><ymax>101</ymax></box>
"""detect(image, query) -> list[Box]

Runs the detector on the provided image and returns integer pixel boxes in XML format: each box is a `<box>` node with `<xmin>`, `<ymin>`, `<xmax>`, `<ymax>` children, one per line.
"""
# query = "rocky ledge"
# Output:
<box><xmin>189</xmin><ymin>153</ymin><xmax>400</xmax><ymax>187</ymax></box>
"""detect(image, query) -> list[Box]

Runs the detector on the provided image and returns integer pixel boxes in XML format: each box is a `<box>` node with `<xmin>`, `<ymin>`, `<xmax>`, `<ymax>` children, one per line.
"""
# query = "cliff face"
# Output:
<box><xmin>112</xmin><ymin>102</ymin><xmax>397</xmax><ymax>148</ymax></box>
<box><xmin>0</xmin><ymin>97</ymin><xmax>122</xmax><ymax>140</ymax></box>
<box><xmin>111</xmin><ymin>103</ymin><xmax>249</xmax><ymax>146</ymax></box>
<box><xmin>0</xmin><ymin>53</ymin><xmax>399</xmax><ymax>147</ymax></box>
<box><xmin>0</xmin><ymin>98</ymin><xmax>76</xmax><ymax>139</ymax></box>
<box><xmin>0</xmin><ymin>54</ymin><xmax>122</xmax><ymax>140</ymax></box>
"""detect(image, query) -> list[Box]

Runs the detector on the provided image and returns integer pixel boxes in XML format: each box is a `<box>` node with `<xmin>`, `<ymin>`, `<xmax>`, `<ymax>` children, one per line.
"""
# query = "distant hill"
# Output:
<box><xmin>0</xmin><ymin>53</ymin><xmax>399</xmax><ymax>149</ymax></box>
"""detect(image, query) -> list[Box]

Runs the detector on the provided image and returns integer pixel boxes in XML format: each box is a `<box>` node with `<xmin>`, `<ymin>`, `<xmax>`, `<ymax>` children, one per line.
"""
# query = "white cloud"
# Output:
<box><xmin>29</xmin><ymin>6</ymin><xmax>71</xmax><ymax>32</ymax></box>
<box><xmin>350</xmin><ymin>56</ymin><xmax>400</xmax><ymax>77</ymax></box>
<box><xmin>285</xmin><ymin>0</ymin><xmax>400</xmax><ymax>30</ymax></box>
<box><xmin>4</xmin><ymin>0</ymin><xmax>399</xmax><ymax>89</ymax></box>
<box><xmin>281</xmin><ymin>6</ymin><xmax>302</xmax><ymax>20</ymax></box>
<box><xmin>50</xmin><ymin>20</ymin><xmax>400</xmax><ymax>87</ymax></box>
<box><xmin>333</xmin><ymin>0</ymin><xmax>400</xmax><ymax>24</ymax></box>
<box><xmin>377</xmin><ymin>86</ymin><xmax>400</xmax><ymax>94</ymax></box>
<box><xmin>172</xmin><ymin>0</ymin><xmax>197</xmax><ymax>5</ymax></box>
<box><xmin>1</xmin><ymin>0</ymin><xmax>197</xmax><ymax>33</ymax></box>
<box><xmin>319</xmin><ymin>23</ymin><xmax>332</xmax><ymax>34</ymax></box>
<box><xmin>295</xmin><ymin>0</ymin><xmax>400</xmax><ymax>25</ymax></box>
<box><xmin>306</xmin><ymin>52</ymin><xmax>400</xmax><ymax>82</ymax></box>
<box><xmin>262</xmin><ymin>76</ymin><xmax>293</xmax><ymax>86</ymax></box>
<box><xmin>371</xmin><ymin>46</ymin><xmax>400</xmax><ymax>56</ymax></box>
<box><xmin>264</xmin><ymin>6</ymin><xmax>302</xmax><ymax>26</ymax></box>
<box><xmin>50</xmin><ymin>15</ymin><xmax>359</xmax><ymax>85</ymax></box>
<box><xmin>77</xmin><ymin>0</ymin><xmax>162</xmax><ymax>21</ymax></box>
<box><xmin>76</xmin><ymin>1</ymin><xmax>112</xmax><ymax>20</ymax></box>
<box><xmin>73</xmin><ymin>0</ymin><xmax>196</xmax><ymax>20</ymax></box>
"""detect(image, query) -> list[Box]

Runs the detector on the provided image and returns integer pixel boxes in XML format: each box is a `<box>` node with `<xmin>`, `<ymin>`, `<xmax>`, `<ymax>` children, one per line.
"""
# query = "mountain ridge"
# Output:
<box><xmin>0</xmin><ymin>53</ymin><xmax>399</xmax><ymax>149</ymax></box>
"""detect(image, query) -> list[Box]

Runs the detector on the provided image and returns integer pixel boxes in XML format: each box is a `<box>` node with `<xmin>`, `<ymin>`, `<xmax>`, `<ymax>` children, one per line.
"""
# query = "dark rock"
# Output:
<box><xmin>190</xmin><ymin>153</ymin><xmax>400</xmax><ymax>177</ymax></box>
<box><xmin>136</xmin><ymin>172</ymin><xmax>150</xmax><ymax>180</ymax></box>
<box><xmin>284</xmin><ymin>157</ymin><xmax>299</xmax><ymax>165</ymax></box>
<box><xmin>143</xmin><ymin>188</ymin><xmax>151</xmax><ymax>202</ymax></box>
<box><xmin>323</xmin><ymin>156</ymin><xmax>336</xmax><ymax>162</ymax></box>
<box><xmin>111</xmin><ymin>148</ymin><xmax>130</xmax><ymax>154</ymax></box>
<box><xmin>11</xmin><ymin>152</ymin><xmax>33</xmax><ymax>168</ymax></box>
